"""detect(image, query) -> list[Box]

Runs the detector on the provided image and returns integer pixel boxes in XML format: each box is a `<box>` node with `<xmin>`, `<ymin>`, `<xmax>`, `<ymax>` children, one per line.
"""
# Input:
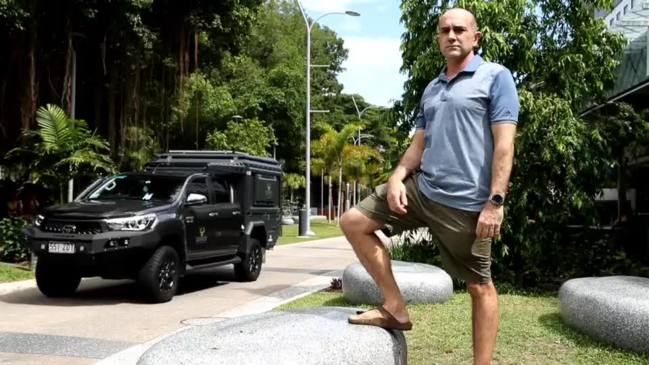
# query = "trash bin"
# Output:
<box><xmin>298</xmin><ymin>208</ymin><xmax>308</xmax><ymax>236</ymax></box>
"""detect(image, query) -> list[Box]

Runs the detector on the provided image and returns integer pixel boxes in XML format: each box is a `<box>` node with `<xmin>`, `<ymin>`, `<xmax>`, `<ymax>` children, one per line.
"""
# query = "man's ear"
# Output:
<box><xmin>474</xmin><ymin>31</ymin><xmax>482</xmax><ymax>45</ymax></box>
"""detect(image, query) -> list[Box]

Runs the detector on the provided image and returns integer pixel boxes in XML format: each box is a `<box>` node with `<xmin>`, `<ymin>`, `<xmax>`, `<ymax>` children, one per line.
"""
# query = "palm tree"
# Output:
<box><xmin>8</xmin><ymin>104</ymin><xmax>115</xmax><ymax>203</ymax></box>
<box><xmin>311</xmin><ymin>158</ymin><xmax>326</xmax><ymax>217</ymax></box>
<box><xmin>312</xmin><ymin>122</ymin><xmax>362</xmax><ymax>223</ymax></box>
<box><xmin>282</xmin><ymin>173</ymin><xmax>306</xmax><ymax>206</ymax></box>
<box><xmin>342</xmin><ymin>144</ymin><xmax>384</xmax><ymax>205</ymax></box>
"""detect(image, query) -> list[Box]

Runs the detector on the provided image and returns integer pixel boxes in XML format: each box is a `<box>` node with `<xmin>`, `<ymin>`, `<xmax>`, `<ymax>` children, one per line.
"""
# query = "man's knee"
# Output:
<box><xmin>340</xmin><ymin>208</ymin><xmax>380</xmax><ymax>236</ymax></box>
<box><xmin>340</xmin><ymin>209</ymin><xmax>363</xmax><ymax>234</ymax></box>
<box><xmin>467</xmin><ymin>281</ymin><xmax>497</xmax><ymax>299</ymax></box>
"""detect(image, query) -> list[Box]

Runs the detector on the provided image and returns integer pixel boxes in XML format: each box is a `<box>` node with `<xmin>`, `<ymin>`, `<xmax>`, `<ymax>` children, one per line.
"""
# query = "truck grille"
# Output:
<box><xmin>41</xmin><ymin>220</ymin><xmax>105</xmax><ymax>235</ymax></box>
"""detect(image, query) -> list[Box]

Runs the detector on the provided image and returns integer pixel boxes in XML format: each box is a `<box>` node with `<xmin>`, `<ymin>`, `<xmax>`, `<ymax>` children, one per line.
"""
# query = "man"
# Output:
<box><xmin>340</xmin><ymin>8</ymin><xmax>518</xmax><ymax>365</ymax></box>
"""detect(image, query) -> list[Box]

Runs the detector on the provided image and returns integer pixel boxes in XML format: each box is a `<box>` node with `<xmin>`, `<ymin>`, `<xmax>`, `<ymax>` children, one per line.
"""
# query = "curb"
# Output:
<box><xmin>97</xmin><ymin>270</ymin><xmax>342</xmax><ymax>365</ymax></box>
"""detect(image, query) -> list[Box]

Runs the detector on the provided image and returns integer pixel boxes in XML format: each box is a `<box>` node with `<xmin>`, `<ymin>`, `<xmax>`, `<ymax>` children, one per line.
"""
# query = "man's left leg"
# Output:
<box><xmin>467</xmin><ymin>281</ymin><xmax>499</xmax><ymax>365</ymax></box>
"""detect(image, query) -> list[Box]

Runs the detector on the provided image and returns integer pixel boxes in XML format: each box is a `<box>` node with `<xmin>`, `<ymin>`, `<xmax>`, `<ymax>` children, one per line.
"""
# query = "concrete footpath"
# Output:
<box><xmin>0</xmin><ymin>236</ymin><xmax>357</xmax><ymax>365</ymax></box>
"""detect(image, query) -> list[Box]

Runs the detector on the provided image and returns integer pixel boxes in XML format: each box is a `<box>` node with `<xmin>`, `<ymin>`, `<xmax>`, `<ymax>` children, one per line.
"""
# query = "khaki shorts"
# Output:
<box><xmin>356</xmin><ymin>175</ymin><xmax>492</xmax><ymax>284</ymax></box>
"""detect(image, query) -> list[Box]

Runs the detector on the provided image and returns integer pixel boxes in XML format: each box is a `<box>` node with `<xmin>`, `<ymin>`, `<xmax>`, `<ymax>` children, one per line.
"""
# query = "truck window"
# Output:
<box><xmin>253</xmin><ymin>174</ymin><xmax>278</xmax><ymax>206</ymax></box>
<box><xmin>187</xmin><ymin>177</ymin><xmax>208</xmax><ymax>199</ymax></box>
<box><xmin>211</xmin><ymin>179</ymin><xmax>230</xmax><ymax>204</ymax></box>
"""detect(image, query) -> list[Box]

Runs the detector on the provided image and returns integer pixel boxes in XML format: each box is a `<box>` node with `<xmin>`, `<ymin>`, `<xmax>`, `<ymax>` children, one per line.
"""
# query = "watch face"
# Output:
<box><xmin>491</xmin><ymin>194</ymin><xmax>504</xmax><ymax>205</ymax></box>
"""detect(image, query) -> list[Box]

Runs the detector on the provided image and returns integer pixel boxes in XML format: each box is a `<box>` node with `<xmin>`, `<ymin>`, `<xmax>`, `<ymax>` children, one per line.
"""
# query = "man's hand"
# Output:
<box><xmin>386</xmin><ymin>178</ymin><xmax>408</xmax><ymax>215</ymax></box>
<box><xmin>476</xmin><ymin>203</ymin><xmax>504</xmax><ymax>239</ymax></box>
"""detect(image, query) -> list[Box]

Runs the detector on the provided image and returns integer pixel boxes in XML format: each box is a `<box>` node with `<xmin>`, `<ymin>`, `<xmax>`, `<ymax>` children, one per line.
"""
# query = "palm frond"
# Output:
<box><xmin>58</xmin><ymin>149</ymin><xmax>115</xmax><ymax>173</ymax></box>
<box><xmin>35</xmin><ymin>104</ymin><xmax>73</xmax><ymax>152</ymax></box>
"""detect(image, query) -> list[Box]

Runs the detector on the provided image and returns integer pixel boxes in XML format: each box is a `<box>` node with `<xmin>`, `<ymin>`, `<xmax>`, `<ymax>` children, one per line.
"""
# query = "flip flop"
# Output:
<box><xmin>348</xmin><ymin>306</ymin><xmax>413</xmax><ymax>331</ymax></box>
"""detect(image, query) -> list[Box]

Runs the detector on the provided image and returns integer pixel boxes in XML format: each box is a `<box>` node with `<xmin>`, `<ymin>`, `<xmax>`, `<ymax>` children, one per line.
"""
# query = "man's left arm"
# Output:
<box><xmin>475</xmin><ymin>124</ymin><xmax>517</xmax><ymax>239</ymax></box>
<box><xmin>476</xmin><ymin>67</ymin><xmax>519</xmax><ymax>239</ymax></box>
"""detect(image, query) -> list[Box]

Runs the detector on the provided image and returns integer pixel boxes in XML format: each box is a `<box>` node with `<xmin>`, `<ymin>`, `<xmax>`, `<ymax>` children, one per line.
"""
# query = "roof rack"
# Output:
<box><xmin>143</xmin><ymin>150</ymin><xmax>282</xmax><ymax>175</ymax></box>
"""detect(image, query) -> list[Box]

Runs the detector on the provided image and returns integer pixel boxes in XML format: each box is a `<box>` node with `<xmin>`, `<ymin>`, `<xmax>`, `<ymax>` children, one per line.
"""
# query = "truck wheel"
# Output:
<box><xmin>138</xmin><ymin>246</ymin><xmax>180</xmax><ymax>303</ymax></box>
<box><xmin>36</xmin><ymin>259</ymin><xmax>81</xmax><ymax>298</ymax></box>
<box><xmin>235</xmin><ymin>239</ymin><xmax>263</xmax><ymax>282</ymax></box>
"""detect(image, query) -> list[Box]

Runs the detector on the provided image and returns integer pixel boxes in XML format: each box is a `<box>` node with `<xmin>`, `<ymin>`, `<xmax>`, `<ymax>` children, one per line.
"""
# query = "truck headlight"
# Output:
<box><xmin>34</xmin><ymin>214</ymin><xmax>45</xmax><ymax>227</ymax></box>
<box><xmin>105</xmin><ymin>214</ymin><xmax>157</xmax><ymax>231</ymax></box>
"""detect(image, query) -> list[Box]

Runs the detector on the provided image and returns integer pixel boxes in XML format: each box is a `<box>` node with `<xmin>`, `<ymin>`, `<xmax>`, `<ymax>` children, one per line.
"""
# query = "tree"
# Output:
<box><xmin>282</xmin><ymin>173</ymin><xmax>306</xmax><ymax>206</ymax></box>
<box><xmin>312</xmin><ymin>122</ymin><xmax>363</xmax><ymax>223</ymax></box>
<box><xmin>0</xmin><ymin>0</ymin><xmax>263</xmax><ymax>159</ymax></box>
<box><xmin>7</xmin><ymin>104</ymin><xmax>114</xmax><ymax>203</ymax></box>
<box><xmin>205</xmin><ymin>118</ymin><xmax>276</xmax><ymax>157</ymax></box>
<box><xmin>591</xmin><ymin>103</ymin><xmax>649</xmax><ymax>222</ymax></box>
<box><xmin>342</xmin><ymin>144</ymin><xmax>384</xmax><ymax>205</ymax></box>
<box><xmin>399</xmin><ymin>0</ymin><xmax>628</xmax><ymax>286</ymax></box>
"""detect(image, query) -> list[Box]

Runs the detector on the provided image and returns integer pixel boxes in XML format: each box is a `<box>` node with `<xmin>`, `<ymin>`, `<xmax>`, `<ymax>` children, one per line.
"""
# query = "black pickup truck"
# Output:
<box><xmin>25</xmin><ymin>151</ymin><xmax>283</xmax><ymax>302</ymax></box>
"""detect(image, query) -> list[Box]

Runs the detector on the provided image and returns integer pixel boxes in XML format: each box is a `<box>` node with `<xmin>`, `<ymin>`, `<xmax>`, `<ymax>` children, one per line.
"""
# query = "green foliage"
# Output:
<box><xmin>312</xmin><ymin>122</ymin><xmax>364</xmax><ymax>176</ymax></box>
<box><xmin>0</xmin><ymin>217</ymin><xmax>30</xmax><ymax>263</ymax></box>
<box><xmin>205</xmin><ymin>118</ymin><xmax>276</xmax><ymax>157</ymax></box>
<box><xmin>282</xmin><ymin>173</ymin><xmax>305</xmax><ymax>204</ymax></box>
<box><xmin>120</xmin><ymin>126</ymin><xmax>160</xmax><ymax>171</ymax></box>
<box><xmin>343</xmin><ymin>144</ymin><xmax>384</xmax><ymax>186</ymax></box>
<box><xmin>7</xmin><ymin>105</ymin><xmax>115</xmax><ymax>202</ymax></box>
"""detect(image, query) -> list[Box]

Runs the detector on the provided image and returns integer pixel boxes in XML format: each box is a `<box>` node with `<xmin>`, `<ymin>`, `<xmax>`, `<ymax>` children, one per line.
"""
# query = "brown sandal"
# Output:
<box><xmin>348</xmin><ymin>306</ymin><xmax>413</xmax><ymax>331</ymax></box>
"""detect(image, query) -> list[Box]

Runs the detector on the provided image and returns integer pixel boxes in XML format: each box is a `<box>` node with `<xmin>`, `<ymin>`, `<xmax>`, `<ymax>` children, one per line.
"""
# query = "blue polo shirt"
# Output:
<box><xmin>415</xmin><ymin>55</ymin><xmax>519</xmax><ymax>212</ymax></box>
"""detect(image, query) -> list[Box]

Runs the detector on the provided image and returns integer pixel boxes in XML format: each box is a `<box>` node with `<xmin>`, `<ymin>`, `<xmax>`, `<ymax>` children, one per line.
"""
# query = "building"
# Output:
<box><xmin>601</xmin><ymin>0</ymin><xmax>649</xmax><ymax>104</ymax></box>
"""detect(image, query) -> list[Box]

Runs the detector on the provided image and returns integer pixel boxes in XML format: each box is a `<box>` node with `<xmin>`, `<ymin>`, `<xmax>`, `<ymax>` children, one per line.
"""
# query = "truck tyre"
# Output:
<box><xmin>138</xmin><ymin>245</ymin><xmax>180</xmax><ymax>303</ymax></box>
<box><xmin>235</xmin><ymin>238</ymin><xmax>263</xmax><ymax>282</ymax></box>
<box><xmin>36</xmin><ymin>259</ymin><xmax>81</xmax><ymax>297</ymax></box>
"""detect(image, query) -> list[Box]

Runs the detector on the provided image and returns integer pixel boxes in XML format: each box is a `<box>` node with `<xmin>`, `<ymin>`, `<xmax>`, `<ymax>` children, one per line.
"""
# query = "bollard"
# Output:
<box><xmin>298</xmin><ymin>208</ymin><xmax>308</xmax><ymax>236</ymax></box>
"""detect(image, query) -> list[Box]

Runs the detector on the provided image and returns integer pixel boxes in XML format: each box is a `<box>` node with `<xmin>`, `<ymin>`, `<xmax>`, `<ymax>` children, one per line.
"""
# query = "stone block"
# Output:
<box><xmin>342</xmin><ymin>261</ymin><xmax>453</xmax><ymax>305</ymax></box>
<box><xmin>137</xmin><ymin>307</ymin><xmax>407</xmax><ymax>365</ymax></box>
<box><xmin>559</xmin><ymin>276</ymin><xmax>649</xmax><ymax>354</ymax></box>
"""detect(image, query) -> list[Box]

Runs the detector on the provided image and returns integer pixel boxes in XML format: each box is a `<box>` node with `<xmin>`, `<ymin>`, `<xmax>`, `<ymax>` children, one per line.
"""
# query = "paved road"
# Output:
<box><xmin>0</xmin><ymin>236</ymin><xmax>356</xmax><ymax>365</ymax></box>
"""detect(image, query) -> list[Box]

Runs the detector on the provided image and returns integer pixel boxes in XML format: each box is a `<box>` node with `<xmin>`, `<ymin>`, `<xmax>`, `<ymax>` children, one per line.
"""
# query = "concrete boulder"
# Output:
<box><xmin>137</xmin><ymin>307</ymin><xmax>407</xmax><ymax>365</ymax></box>
<box><xmin>559</xmin><ymin>276</ymin><xmax>649</xmax><ymax>354</ymax></box>
<box><xmin>342</xmin><ymin>261</ymin><xmax>453</xmax><ymax>305</ymax></box>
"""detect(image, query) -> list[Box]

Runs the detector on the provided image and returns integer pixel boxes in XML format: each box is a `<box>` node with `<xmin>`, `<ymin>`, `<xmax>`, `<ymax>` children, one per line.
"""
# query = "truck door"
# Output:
<box><xmin>183</xmin><ymin>176</ymin><xmax>213</xmax><ymax>254</ymax></box>
<box><xmin>209</xmin><ymin>177</ymin><xmax>243</xmax><ymax>253</ymax></box>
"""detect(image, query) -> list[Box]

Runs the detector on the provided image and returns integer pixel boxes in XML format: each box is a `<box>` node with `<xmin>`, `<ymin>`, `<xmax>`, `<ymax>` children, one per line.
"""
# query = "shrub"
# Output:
<box><xmin>387</xmin><ymin>229</ymin><xmax>442</xmax><ymax>267</ymax></box>
<box><xmin>0</xmin><ymin>217</ymin><xmax>30</xmax><ymax>262</ymax></box>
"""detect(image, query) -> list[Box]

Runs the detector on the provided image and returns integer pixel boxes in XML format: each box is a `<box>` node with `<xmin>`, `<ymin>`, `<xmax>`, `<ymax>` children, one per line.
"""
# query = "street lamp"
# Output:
<box><xmin>296</xmin><ymin>1</ymin><xmax>360</xmax><ymax>236</ymax></box>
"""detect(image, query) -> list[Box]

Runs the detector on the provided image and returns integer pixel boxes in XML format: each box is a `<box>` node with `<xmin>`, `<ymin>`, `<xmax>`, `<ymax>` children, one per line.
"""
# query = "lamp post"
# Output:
<box><xmin>296</xmin><ymin>1</ymin><xmax>360</xmax><ymax>236</ymax></box>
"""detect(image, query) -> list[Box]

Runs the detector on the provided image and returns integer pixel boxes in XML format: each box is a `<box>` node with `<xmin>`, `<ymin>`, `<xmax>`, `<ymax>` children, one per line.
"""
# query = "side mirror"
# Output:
<box><xmin>186</xmin><ymin>193</ymin><xmax>208</xmax><ymax>206</ymax></box>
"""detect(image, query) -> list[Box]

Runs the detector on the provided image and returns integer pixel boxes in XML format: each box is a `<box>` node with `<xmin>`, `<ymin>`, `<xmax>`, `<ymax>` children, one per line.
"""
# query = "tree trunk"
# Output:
<box><xmin>616</xmin><ymin>158</ymin><xmax>629</xmax><ymax>224</ymax></box>
<box><xmin>62</xmin><ymin>34</ymin><xmax>73</xmax><ymax>115</ymax></box>
<box><xmin>194</xmin><ymin>31</ymin><xmax>199</xmax><ymax>71</ymax></box>
<box><xmin>108</xmin><ymin>68</ymin><xmax>117</xmax><ymax>156</ymax></box>
<box><xmin>21</xmin><ymin>20</ymin><xmax>39</xmax><ymax>132</ymax></box>
<box><xmin>328</xmin><ymin>175</ymin><xmax>332</xmax><ymax>223</ymax></box>
<box><xmin>337</xmin><ymin>166</ymin><xmax>343</xmax><ymax>224</ymax></box>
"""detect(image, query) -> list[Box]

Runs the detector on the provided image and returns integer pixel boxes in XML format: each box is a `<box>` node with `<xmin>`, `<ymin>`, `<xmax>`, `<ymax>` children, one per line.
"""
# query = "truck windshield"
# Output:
<box><xmin>84</xmin><ymin>175</ymin><xmax>185</xmax><ymax>203</ymax></box>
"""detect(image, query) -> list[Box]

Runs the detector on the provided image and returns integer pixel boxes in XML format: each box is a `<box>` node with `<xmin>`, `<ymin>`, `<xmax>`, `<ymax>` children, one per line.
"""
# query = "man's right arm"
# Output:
<box><xmin>386</xmin><ymin>130</ymin><xmax>426</xmax><ymax>214</ymax></box>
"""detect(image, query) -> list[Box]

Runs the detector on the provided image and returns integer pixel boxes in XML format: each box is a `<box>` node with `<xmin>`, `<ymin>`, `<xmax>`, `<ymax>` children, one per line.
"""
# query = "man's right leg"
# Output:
<box><xmin>339</xmin><ymin>208</ymin><xmax>409</xmax><ymax>323</ymax></box>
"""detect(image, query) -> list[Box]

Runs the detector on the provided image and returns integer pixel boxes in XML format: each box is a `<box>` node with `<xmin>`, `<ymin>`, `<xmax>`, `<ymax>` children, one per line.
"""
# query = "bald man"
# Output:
<box><xmin>341</xmin><ymin>8</ymin><xmax>519</xmax><ymax>365</ymax></box>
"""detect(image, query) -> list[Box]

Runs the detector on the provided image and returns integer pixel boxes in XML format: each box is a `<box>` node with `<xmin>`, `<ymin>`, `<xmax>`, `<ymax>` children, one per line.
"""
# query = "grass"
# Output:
<box><xmin>277</xmin><ymin>220</ymin><xmax>343</xmax><ymax>245</ymax></box>
<box><xmin>0</xmin><ymin>262</ymin><xmax>34</xmax><ymax>283</ymax></box>
<box><xmin>278</xmin><ymin>291</ymin><xmax>649</xmax><ymax>365</ymax></box>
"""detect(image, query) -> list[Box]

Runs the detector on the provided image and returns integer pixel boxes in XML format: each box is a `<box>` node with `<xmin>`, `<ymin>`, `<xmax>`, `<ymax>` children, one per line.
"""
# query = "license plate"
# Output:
<box><xmin>48</xmin><ymin>242</ymin><xmax>76</xmax><ymax>254</ymax></box>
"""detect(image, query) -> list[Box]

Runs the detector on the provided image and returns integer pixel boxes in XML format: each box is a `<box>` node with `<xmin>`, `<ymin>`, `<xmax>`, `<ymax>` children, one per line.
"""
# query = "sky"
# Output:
<box><xmin>300</xmin><ymin>0</ymin><xmax>407</xmax><ymax>107</ymax></box>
